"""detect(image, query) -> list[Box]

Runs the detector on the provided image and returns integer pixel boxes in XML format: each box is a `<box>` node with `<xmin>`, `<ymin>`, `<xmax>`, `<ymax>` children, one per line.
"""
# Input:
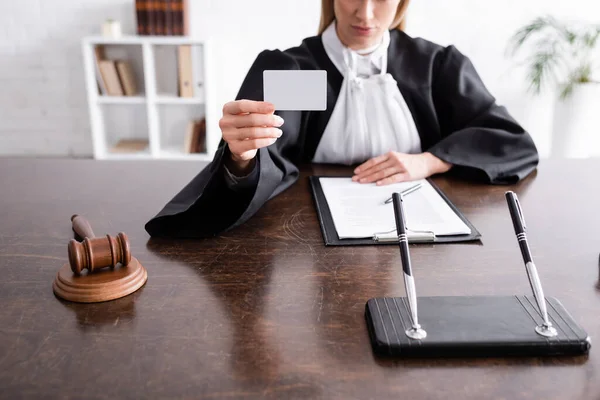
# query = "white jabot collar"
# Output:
<box><xmin>322</xmin><ymin>21</ymin><xmax>390</xmax><ymax>77</ymax></box>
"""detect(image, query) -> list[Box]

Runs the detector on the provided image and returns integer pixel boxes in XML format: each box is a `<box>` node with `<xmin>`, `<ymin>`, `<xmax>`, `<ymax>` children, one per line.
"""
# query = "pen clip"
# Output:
<box><xmin>383</xmin><ymin>183</ymin><xmax>422</xmax><ymax>204</ymax></box>
<box><xmin>514</xmin><ymin>195</ymin><xmax>527</xmax><ymax>231</ymax></box>
<box><xmin>372</xmin><ymin>229</ymin><xmax>435</xmax><ymax>243</ymax></box>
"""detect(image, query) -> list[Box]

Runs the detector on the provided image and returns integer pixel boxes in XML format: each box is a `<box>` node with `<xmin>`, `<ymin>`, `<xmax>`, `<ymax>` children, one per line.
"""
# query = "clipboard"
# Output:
<box><xmin>309</xmin><ymin>176</ymin><xmax>481</xmax><ymax>246</ymax></box>
<box><xmin>365</xmin><ymin>295</ymin><xmax>591</xmax><ymax>357</ymax></box>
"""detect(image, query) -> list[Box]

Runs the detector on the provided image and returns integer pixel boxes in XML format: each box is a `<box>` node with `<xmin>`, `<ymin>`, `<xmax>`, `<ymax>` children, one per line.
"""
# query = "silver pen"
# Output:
<box><xmin>505</xmin><ymin>191</ymin><xmax>557</xmax><ymax>337</ymax></box>
<box><xmin>384</xmin><ymin>183</ymin><xmax>422</xmax><ymax>204</ymax></box>
<box><xmin>392</xmin><ymin>192</ymin><xmax>427</xmax><ymax>340</ymax></box>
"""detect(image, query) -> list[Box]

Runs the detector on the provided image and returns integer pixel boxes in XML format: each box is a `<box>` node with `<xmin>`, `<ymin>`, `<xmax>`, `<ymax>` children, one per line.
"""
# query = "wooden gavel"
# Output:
<box><xmin>68</xmin><ymin>215</ymin><xmax>131</xmax><ymax>275</ymax></box>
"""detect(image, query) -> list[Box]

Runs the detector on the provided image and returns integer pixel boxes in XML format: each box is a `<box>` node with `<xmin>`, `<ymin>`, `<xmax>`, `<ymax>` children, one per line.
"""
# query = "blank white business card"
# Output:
<box><xmin>263</xmin><ymin>70</ymin><xmax>327</xmax><ymax>111</ymax></box>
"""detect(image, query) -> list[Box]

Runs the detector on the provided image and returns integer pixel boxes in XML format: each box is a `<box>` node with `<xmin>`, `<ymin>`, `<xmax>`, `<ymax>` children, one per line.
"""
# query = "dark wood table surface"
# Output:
<box><xmin>0</xmin><ymin>158</ymin><xmax>599</xmax><ymax>399</ymax></box>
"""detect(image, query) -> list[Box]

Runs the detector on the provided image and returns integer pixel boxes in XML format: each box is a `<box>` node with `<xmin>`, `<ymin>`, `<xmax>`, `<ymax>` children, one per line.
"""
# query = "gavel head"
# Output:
<box><xmin>68</xmin><ymin>232</ymin><xmax>131</xmax><ymax>275</ymax></box>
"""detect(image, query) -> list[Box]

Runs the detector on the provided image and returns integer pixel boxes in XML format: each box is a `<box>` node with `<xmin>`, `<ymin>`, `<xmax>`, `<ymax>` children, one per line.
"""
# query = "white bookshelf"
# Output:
<box><xmin>82</xmin><ymin>35</ymin><xmax>218</xmax><ymax>161</ymax></box>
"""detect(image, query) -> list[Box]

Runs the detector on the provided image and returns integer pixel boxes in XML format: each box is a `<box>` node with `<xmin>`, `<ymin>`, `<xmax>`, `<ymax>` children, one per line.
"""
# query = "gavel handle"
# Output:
<box><xmin>71</xmin><ymin>214</ymin><xmax>95</xmax><ymax>239</ymax></box>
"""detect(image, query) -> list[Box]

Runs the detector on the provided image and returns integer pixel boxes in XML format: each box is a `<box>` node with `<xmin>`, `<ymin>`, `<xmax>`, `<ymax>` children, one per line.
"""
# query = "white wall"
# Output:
<box><xmin>0</xmin><ymin>0</ymin><xmax>141</xmax><ymax>156</ymax></box>
<box><xmin>406</xmin><ymin>0</ymin><xmax>600</xmax><ymax>158</ymax></box>
<box><xmin>1</xmin><ymin>0</ymin><xmax>599</xmax><ymax>157</ymax></box>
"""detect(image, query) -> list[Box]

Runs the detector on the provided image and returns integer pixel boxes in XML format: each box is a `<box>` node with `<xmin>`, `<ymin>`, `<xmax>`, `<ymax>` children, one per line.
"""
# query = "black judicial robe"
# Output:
<box><xmin>144</xmin><ymin>30</ymin><xmax>539</xmax><ymax>238</ymax></box>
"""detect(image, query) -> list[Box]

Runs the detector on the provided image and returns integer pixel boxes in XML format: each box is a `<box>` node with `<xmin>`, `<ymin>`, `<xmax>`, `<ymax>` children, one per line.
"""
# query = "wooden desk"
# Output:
<box><xmin>1</xmin><ymin>158</ymin><xmax>598</xmax><ymax>399</ymax></box>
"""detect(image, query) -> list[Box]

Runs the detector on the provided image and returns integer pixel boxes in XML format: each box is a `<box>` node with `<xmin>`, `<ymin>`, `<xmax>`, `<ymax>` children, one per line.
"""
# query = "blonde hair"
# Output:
<box><xmin>318</xmin><ymin>0</ymin><xmax>410</xmax><ymax>34</ymax></box>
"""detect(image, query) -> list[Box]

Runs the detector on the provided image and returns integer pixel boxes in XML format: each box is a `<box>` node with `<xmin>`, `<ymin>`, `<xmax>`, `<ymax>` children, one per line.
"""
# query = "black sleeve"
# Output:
<box><xmin>144</xmin><ymin>50</ymin><xmax>303</xmax><ymax>238</ymax></box>
<box><xmin>426</xmin><ymin>45</ymin><xmax>539</xmax><ymax>184</ymax></box>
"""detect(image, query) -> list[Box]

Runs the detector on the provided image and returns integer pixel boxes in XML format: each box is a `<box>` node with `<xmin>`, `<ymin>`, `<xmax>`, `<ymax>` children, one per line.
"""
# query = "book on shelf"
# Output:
<box><xmin>183</xmin><ymin>120</ymin><xmax>194</xmax><ymax>153</ymax></box>
<box><xmin>136</xmin><ymin>0</ymin><xmax>155</xmax><ymax>35</ymax></box>
<box><xmin>98</xmin><ymin>60</ymin><xmax>124</xmax><ymax>96</ymax></box>
<box><xmin>156</xmin><ymin>0</ymin><xmax>165</xmax><ymax>35</ymax></box>
<box><xmin>148</xmin><ymin>0</ymin><xmax>157</xmax><ymax>35</ymax></box>
<box><xmin>135</xmin><ymin>0</ymin><xmax>188</xmax><ymax>36</ymax></box>
<box><xmin>135</xmin><ymin>0</ymin><xmax>147</xmax><ymax>35</ymax></box>
<box><xmin>177</xmin><ymin>45</ymin><xmax>193</xmax><ymax>97</ymax></box>
<box><xmin>115</xmin><ymin>61</ymin><xmax>137</xmax><ymax>96</ymax></box>
<box><xmin>94</xmin><ymin>45</ymin><xmax>108</xmax><ymax>95</ymax></box>
<box><xmin>165</xmin><ymin>0</ymin><xmax>175</xmax><ymax>35</ymax></box>
<box><xmin>96</xmin><ymin>55</ymin><xmax>138</xmax><ymax>97</ymax></box>
<box><xmin>183</xmin><ymin>118</ymin><xmax>206</xmax><ymax>154</ymax></box>
<box><xmin>110</xmin><ymin>138</ymin><xmax>149</xmax><ymax>153</ymax></box>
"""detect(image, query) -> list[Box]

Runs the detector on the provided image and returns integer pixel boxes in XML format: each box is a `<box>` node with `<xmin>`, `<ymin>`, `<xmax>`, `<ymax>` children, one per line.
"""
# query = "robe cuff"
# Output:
<box><xmin>223</xmin><ymin>157</ymin><xmax>260</xmax><ymax>191</ymax></box>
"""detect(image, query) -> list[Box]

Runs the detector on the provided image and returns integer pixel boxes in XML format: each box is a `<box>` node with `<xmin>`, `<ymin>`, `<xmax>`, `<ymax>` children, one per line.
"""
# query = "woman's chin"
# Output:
<box><xmin>348</xmin><ymin>38</ymin><xmax>378</xmax><ymax>51</ymax></box>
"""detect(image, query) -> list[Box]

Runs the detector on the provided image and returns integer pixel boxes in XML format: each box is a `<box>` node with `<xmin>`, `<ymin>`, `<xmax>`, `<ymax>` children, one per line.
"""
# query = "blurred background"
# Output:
<box><xmin>0</xmin><ymin>0</ymin><xmax>599</xmax><ymax>160</ymax></box>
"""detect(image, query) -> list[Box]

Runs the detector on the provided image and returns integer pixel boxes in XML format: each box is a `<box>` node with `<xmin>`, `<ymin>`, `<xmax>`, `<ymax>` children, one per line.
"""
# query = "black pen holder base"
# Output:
<box><xmin>365</xmin><ymin>295</ymin><xmax>590</xmax><ymax>358</ymax></box>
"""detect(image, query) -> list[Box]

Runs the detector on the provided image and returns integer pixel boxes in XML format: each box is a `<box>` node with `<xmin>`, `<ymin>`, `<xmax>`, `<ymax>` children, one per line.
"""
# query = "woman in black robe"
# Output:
<box><xmin>145</xmin><ymin>0</ymin><xmax>539</xmax><ymax>238</ymax></box>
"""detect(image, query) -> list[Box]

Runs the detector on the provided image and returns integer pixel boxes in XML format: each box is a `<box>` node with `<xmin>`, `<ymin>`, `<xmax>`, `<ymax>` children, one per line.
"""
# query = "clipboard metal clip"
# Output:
<box><xmin>372</xmin><ymin>228</ymin><xmax>436</xmax><ymax>243</ymax></box>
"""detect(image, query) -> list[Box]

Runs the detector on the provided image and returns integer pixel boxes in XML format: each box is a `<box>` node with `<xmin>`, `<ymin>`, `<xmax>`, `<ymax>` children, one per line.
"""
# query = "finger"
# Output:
<box><xmin>229</xmin><ymin>113</ymin><xmax>284</xmax><ymax>129</ymax></box>
<box><xmin>376</xmin><ymin>172</ymin><xmax>411</xmax><ymax>186</ymax></box>
<box><xmin>223</xmin><ymin>100</ymin><xmax>275</xmax><ymax>115</ymax></box>
<box><xmin>352</xmin><ymin>159</ymin><xmax>396</xmax><ymax>181</ymax></box>
<box><xmin>353</xmin><ymin>154</ymin><xmax>388</xmax><ymax>175</ymax></box>
<box><xmin>230</xmin><ymin>137</ymin><xmax>278</xmax><ymax>154</ymax></box>
<box><xmin>358</xmin><ymin>166</ymin><xmax>398</xmax><ymax>184</ymax></box>
<box><xmin>228</xmin><ymin>127</ymin><xmax>283</xmax><ymax>141</ymax></box>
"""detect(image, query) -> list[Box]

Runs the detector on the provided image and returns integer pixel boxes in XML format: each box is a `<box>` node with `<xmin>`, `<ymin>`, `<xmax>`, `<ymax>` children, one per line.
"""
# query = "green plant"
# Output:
<box><xmin>508</xmin><ymin>16</ymin><xmax>600</xmax><ymax>99</ymax></box>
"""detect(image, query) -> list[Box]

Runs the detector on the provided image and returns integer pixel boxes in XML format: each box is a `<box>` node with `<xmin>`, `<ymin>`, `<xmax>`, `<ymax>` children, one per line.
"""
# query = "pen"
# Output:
<box><xmin>384</xmin><ymin>183</ymin><xmax>422</xmax><ymax>204</ymax></box>
<box><xmin>505</xmin><ymin>191</ymin><xmax>557</xmax><ymax>337</ymax></box>
<box><xmin>392</xmin><ymin>192</ymin><xmax>427</xmax><ymax>340</ymax></box>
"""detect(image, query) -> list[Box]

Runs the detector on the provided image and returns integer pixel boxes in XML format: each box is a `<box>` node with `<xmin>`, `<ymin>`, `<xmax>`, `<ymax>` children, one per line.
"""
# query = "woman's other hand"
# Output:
<box><xmin>219</xmin><ymin>100</ymin><xmax>284</xmax><ymax>175</ymax></box>
<box><xmin>352</xmin><ymin>152</ymin><xmax>452</xmax><ymax>185</ymax></box>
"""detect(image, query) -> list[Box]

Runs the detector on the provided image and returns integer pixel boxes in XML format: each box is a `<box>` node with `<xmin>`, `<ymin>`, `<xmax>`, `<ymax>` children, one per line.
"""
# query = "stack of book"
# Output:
<box><xmin>184</xmin><ymin>118</ymin><xmax>206</xmax><ymax>154</ymax></box>
<box><xmin>135</xmin><ymin>0</ymin><xmax>189</xmax><ymax>36</ymax></box>
<box><xmin>94</xmin><ymin>46</ymin><xmax>138</xmax><ymax>96</ymax></box>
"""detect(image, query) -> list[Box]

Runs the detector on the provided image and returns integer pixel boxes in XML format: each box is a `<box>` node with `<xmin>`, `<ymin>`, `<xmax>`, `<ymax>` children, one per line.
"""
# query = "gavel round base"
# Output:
<box><xmin>53</xmin><ymin>257</ymin><xmax>147</xmax><ymax>303</ymax></box>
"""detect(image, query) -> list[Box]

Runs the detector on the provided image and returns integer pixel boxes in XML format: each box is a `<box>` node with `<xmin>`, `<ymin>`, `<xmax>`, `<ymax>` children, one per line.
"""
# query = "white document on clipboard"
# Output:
<box><xmin>318</xmin><ymin>177</ymin><xmax>471</xmax><ymax>241</ymax></box>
